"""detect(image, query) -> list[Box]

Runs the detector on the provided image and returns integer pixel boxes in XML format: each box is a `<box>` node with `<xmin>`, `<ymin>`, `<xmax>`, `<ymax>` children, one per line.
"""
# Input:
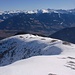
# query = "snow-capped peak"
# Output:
<box><xmin>0</xmin><ymin>10</ymin><xmax>4</xmax><ymax>15</ymax></box>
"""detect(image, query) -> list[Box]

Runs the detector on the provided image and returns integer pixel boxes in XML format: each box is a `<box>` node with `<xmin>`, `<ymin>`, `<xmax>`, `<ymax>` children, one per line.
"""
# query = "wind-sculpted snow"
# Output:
<box><xmin>0</xmin><ymin>34</ymin><xmax>75</xmax><ymax>66</ymax></box>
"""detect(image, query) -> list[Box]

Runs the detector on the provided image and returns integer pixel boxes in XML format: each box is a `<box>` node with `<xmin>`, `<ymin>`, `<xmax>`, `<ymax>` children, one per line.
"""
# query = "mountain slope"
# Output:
<box><xmin>50</xmin><ymin>27</ymin><xmax>75</xmax><ymax>44</ymax></box>
<box><xmin>0</xmin><ymin>34</ymin><xmax>75</xmax><ymax>66</ymax></box>
<box><xmin>0</xmin><ymin>55</ymin><xmax>75</xmax><ymax>75</ymax></box>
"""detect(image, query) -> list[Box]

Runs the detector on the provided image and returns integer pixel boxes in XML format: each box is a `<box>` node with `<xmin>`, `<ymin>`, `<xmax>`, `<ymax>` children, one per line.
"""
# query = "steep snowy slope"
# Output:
<box><xmin>0</xmin><ymin>34</ymin><xmax>75</xmax><ymax>66</ymax></box>
<box><xmin>0</xmin><ymin>56</ymin><xmax>75</xmax><ymax>75</ymax></box>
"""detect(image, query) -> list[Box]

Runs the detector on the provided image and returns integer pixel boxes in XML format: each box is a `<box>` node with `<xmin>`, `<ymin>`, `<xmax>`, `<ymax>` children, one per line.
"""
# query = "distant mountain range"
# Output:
<box><xmin>0</xmin><ymin>8</ymin><xmax>75</xmax><ymax>14</ymax></box>
<box><xmin>0</xmin><ymin>9</ymin><xmax>75</xmax><ymax>22</ymax></box>
<box><xmin>0</xmin><ymin>9</ymin><xmax>75</xmax><ymax>40</ymax></box>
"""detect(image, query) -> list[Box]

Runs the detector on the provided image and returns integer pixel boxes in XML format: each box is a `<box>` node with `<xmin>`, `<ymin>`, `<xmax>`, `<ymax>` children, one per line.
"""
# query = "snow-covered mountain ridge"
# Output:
<box><xmin>0</xmin><ymin>8</ymin><xmax>75</xmax><ymax>15</ymax></box>
<box><xmin>0</xmin><ymin>34</ymin><xmax>75</xmax><ymax>66</ymax></box>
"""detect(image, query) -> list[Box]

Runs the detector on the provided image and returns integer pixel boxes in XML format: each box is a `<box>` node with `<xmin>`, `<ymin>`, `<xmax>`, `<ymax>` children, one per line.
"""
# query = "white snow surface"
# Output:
<box><xmin>0</xmin><ymin>55</ymin><xmax>75</xmax><ymax>75</ymax></box>
<box><xmin>0</xmin><ymin>34</ymin><xmax>75</xmax><ymax>75</ymax></box>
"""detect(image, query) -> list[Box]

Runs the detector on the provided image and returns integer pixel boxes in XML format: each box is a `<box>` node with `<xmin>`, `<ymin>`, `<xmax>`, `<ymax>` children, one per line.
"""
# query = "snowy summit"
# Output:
<box><xmin>0</xmin><ymin>34</ymin><xmax>75</xmax><ymax>75</ymax></box>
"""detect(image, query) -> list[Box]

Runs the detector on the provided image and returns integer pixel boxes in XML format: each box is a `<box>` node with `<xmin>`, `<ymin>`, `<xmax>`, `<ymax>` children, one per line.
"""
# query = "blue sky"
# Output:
<box><xmin>0</xmin><ymin>0</ymin><xmax>75</xmax><ymax>11</ymax></box>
